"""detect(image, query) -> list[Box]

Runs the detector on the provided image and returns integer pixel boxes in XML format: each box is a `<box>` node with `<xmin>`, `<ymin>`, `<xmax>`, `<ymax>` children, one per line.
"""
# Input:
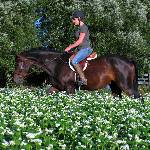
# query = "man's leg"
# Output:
<box><xmin>72</xmin><ymin>48</ymin><xmax>92</xmax><ymax>85</ymax></box>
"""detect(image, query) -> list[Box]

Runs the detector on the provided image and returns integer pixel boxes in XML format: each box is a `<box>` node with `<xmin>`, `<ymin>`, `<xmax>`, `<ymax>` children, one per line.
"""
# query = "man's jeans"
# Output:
<box><xmin>72</xmin><ymin>48</ymin><xmax>92</xmax><ymax>65</ymax></box>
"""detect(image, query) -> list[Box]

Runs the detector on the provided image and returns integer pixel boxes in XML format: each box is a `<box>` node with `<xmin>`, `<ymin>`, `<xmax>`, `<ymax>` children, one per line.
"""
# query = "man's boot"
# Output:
<box><xmin>73</xmin><ymin>64</ymin><xmax>87</xmax><ymax>85</ymax></box>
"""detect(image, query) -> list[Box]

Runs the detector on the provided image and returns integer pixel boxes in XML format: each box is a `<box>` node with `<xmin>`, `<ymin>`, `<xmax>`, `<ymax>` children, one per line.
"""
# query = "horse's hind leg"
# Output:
<box><xmin>109</xmin><ymin>81</ymin><xmax>122</xmax><ymax>98</ymax></box>
<box><xmin>132</xmin><ymin>89</ymin><xmax>140</xmax><ymax>99</ymax></box>
<box><xmin>125</xmin><ymin>88</ymin><xmax>140</xmax><ymax>98</ymax></box>
<box><xmin>116</xmin><ymin>79</ymin><xmax>141</xmax><ymax>99</ymax></box>
<box><xmin>125</xmin><ymin>88</ymin><xmax>144</xmax><ymax>104</ymax></box>
<box><xmin>126</xmin><ymin>86</ymin><xmax>144</xmax><ymax>103</ymax></box>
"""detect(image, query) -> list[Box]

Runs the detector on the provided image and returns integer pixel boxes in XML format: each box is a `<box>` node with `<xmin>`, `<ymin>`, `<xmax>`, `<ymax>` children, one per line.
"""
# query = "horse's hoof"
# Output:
<box><xmin>48</xmin><ymin>86</ymin><xmax>59</xmax><ymax>94</ymax></box>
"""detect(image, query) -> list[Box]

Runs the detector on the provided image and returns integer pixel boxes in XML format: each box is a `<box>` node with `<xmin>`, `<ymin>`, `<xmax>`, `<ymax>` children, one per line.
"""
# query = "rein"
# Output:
<box><xmin>47</xmin><ymin>53</ymin><xmax>69</xmax><ymax>64</ymax></box>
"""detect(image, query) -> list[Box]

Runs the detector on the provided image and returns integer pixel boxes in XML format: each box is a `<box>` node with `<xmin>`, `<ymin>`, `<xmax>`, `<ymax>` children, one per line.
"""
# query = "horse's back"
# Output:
<box><xmin>106</xmin><ymin>55</ymin><xmax>136</xmax><ymax>75</ymax></box>
<box><xmin>84</xmin><ymin>55</ymin><xmax>136</xmax><ymax>90</ymax></box>
<box><xmin>99</xmin><ymin>55</ymin><xmax>136</xmax><ymax>78</ymax></box>
<box><xmin>89</xmin><ymin>55</ymin><xmax>135</xmax><ymax>70</ymax></box>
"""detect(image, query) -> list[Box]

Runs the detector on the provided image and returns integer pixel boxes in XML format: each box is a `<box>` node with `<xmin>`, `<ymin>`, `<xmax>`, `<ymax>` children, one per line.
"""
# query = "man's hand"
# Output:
<box><xmin>64</xmin><ymin>45</ymin><xmax>72</xmax><ymax>52</ymax></box>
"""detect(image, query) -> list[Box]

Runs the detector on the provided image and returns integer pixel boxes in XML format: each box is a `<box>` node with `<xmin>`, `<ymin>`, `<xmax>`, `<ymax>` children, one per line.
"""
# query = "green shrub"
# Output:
<box><xmin>0</xmin><ymin>0</ymin><xmax>149</xmax><ymax>83</ymax></box>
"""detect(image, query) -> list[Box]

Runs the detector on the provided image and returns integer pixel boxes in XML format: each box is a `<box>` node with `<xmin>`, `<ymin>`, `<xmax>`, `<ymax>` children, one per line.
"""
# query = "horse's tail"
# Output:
<box><xmin>130</xmin><ymin>60</ymin><xmax>145</xmax><ymax>102</ymax></box>
<box><xmin>131</xmin><ymin>60</ymin><xmax>145</xmax><ymax>104</ymax></box>
<box><xmin>131</xmin><ymin>60</ymin><xmax>139</xmax><ymax>91</ymax></box>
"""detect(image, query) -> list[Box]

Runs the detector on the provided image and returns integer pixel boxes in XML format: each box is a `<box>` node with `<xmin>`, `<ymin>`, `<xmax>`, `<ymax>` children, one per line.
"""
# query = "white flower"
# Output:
<box><xmin>113</xmin><ymin>133</ymin><xmax>118</xmax><ymax>138</ymax></box>
<box><xmin>2</xmin><ymin>140</ymin><xmax>9</xmax><ymax>146</ymax></box>
<box><xmin>116</xmin><ymin>140</ymin><xmax>126</xmax><ymax>144</ymax></box>
<box><xmin>26</xmin><ymin>133</ymin><xmax>37</xmax><ymax>139</ymax></box>
<box><xmin>20</xmin><ymin>140</ymin><xmax>27</xmax><ymax>146</ymax></box>
<box><xmin>128</xmin><ymin>134</ymin><xmax>132</xmax><ymax>140</ymax></box>
<box><xmin>135</xmin><ymin>135</ymin><xmax>142</xmax><ymax>142</ymax></box>
<box><xmin>129</xmin><ymin>108</ymin><xmax>137</xmax><ymax>114</ymax></box>
<box><xmin>31</xmin><ymin>139</ymin><xmax>42</xmax><ymax>143</ymax></box>
<box><xmin>45</xmin><ymin>128</ymin><xmax>53</xmax><ymax>134</ymax></box>
<box><xmin>120</xmin><ymin>144</ymin><xmax>130</xmax><ymax>150</ymax></box>
<box><xmin>56</xmin><ymin>123</ymin><xmax>60</xmax><ymax>127</ymax></box>
<box><xmin>37</xmin><ymin>111</ymin><xmax>43</xmax><ymax>116</ymax></box>
<box><xmin>46</xmin><ymin>144</ymin><xmax>53</xmax><ymax>150</ymax></box>
<box><xmin>61</xmin><ymin>144</ymin><xmax>66</xmax><ymax>150</ymax></box>
<box><xmin>81</xmin><ymin>144</ymin><xmax>86</xmax><ymax>148</ymax></box>
<box><xmin>14</xmin><ymin>120</ymin><xmax>26</xmax><ymax>128</ymax></box>
<box><xmin>107</xmin><ymin>135</ymin><xmax>113</xmax><ymax>140</ymax></box>
<box><xmin>5</xmin><ymin>128</ymin><xmax>14</xmax><ymax>135</ymax></box>
<box><xmin>9</xmin><ymin>140</ymin><xmax>15</xmax><ymax>146</ymax></box>
<box><xmin>75</xmin><ymin>121</ymin><xmax>80</xmax><ymax>126</ymax></box>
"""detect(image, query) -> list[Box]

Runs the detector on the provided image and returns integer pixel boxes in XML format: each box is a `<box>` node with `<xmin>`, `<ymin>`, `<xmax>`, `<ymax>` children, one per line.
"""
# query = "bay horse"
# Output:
<box><xmin>13</xmin><ymin>47</ymin><xmax>142</xmax><ymax>100</ymax></box>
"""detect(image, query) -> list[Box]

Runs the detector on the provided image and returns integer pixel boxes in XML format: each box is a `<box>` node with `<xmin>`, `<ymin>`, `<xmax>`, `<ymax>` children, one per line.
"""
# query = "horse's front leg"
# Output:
<box><xmin>48</xmin><ymin>86</ymin><xmax>59</xmax><ymax>94</ymax></box>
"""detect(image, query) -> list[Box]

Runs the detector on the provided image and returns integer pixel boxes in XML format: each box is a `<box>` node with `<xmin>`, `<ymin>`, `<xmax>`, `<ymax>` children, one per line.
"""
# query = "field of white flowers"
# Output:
<box><xmin>0</xmin><ymin>87</ymin><xmax>149</xmax><ymax>150</ymax></box>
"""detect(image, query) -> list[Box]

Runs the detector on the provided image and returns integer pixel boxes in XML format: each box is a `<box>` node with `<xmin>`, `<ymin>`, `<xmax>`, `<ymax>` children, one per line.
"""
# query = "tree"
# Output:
<box><xmin>0</xmin><ymin>0</ymin><xmax>149</xmax><ymax>84</ymax></box>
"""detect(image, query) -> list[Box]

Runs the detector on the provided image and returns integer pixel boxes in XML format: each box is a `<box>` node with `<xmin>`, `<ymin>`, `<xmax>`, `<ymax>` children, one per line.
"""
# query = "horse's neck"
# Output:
<box><xmin>24</xmin><ymin>52</ymin><xmax>70</xmax><ymax>77</ymax></box>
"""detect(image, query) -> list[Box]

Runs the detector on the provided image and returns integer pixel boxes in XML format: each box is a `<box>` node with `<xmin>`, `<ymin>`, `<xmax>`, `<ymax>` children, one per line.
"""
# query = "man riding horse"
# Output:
<box><xmin>65</xmin><ymin>10</ymin><xmax>93</xmax><ymax>85</ymax></box>
<box><xmin>13</xmin><ymin>10</ymin><xmax>143</xmax><ymax>102</ymax></box>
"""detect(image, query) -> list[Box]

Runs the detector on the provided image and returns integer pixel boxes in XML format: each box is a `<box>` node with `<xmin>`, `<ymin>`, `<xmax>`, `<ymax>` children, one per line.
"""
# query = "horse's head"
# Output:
<box><xmin>13</xmin><ymin>47</ymin><xmax>72</xmax><ymax>85</ymax></box>
<box><xmin>13</xmin><ymin>54</ymin><xmax>33</xmax><ymax>84</ymax></box>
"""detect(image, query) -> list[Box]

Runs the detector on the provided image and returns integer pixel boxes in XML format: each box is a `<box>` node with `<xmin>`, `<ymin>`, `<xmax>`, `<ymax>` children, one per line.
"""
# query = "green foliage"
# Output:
<box><xmin>0</xmin><ymin>0</ymin><xmax>149</xmax><ymax>83</ymax></box>
<box><xmin>0</xmin><ymin>88</ymin><xmax>150</xmax><ymax>149</ymax></box>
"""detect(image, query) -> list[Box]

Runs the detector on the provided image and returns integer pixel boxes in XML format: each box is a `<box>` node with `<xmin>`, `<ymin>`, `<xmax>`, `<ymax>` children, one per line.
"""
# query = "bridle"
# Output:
<box><xmin>14</xmin><ymin>56</ymin><xmax>33</xmax><ymax>78</ymax></box>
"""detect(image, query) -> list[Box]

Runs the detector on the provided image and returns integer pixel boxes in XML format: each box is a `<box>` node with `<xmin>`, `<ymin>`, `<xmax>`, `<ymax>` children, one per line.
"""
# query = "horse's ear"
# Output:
<box><xmin>15</xmin><ymin>54</ymin><xmax>21</xmax><ymax>61</ymax></box>
<box><xmin>15</xmin><ymin>54</ymin><xmax>19</xmax><ymax>61</ymax></box>
<box><xmin>63</xmin><ymin>51</ymin><xmax>72</xmax><ymax>57</ymax></box>
<box><xmin>16</xmin><ymin>54</ymin><xmax>22</xmax><ymax>58</ymax></box>
<box><xmin>60</xmin><ymin>52</ymin><xmax>70</xmax><ymax>60</ymax></box>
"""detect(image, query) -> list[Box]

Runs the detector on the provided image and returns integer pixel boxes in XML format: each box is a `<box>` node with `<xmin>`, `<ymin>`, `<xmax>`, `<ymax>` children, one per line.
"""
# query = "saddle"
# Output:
<box><xmin>69</xmin><ymin>52</ymin><xmax>97</xmax><ymax>71</ymax></box>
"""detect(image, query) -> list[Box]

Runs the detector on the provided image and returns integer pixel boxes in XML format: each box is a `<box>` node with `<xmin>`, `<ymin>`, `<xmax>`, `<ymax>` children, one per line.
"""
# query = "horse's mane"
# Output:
<box><xmin>17</xmin><ymin>47</ymin><xmax>62</xmax><ymax>60</ymax></box>
<box><xmin>25</xmin><ymin>47</ymin><xmax>61</xmax><ymax>55</ymax></box>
